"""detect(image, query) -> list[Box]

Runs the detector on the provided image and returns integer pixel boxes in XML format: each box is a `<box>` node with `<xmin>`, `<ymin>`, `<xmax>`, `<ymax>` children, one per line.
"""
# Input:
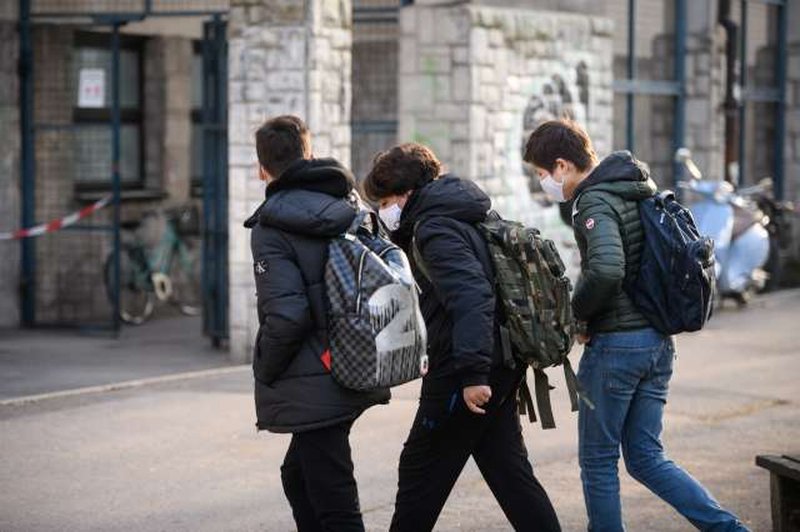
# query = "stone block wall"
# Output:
<box><xmin>227</xmin><ymin>0</ymin><xmax>352</xmax><ymax>362</ymax></box>
<box><xmin>399</xmin><ymin>3</ymin><xmax>613</xmax><ymax>278</ymax></box>
<box><xmin>400</xmin><ymin>4</ymin><xmax>614</xmax><ymax>216</ymax></box>
<box><xmin>683</xmin><ymin>32</ymin><xmax>726</xmax><ymax>182</ymax></box>
<box><xmin>645</xmin><ymin>30</ymin><xmax>726</xmax><ymax>185</ymax></box>
<box><xmin>0</xmin><ymin>20</ymin><xmax>20</xmax><ymax>326</ymax></box>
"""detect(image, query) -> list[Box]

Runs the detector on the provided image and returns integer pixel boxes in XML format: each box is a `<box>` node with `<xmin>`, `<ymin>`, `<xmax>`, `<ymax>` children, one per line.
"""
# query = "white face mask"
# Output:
<box><xmin>379</xmin><ymin>203</ymin><xmax>403</xmax><ymax>232</ymax></box>
<box><xmin>540</xmin><ymin>174</ymin><xmax>567</xmax><ymax>203</ymax></box>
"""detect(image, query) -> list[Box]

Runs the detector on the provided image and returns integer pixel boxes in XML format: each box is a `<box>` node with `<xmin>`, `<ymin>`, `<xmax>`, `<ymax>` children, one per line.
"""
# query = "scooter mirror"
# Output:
<box><xmin>674</xmin><ymin>147</ymin><xmax>692</xmax><ymax>163</ymax></box>
<box><xmin>674</xmin><ymin>147</ymin><xmax>703</xmax><ymax>180</ymax></box>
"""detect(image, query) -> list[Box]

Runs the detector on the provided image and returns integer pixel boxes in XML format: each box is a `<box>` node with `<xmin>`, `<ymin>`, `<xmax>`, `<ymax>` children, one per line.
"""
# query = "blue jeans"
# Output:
<box><xmin>577</xmin><ymin>328</ymin><xmax>748</xmax><ymax>532</ymax></box>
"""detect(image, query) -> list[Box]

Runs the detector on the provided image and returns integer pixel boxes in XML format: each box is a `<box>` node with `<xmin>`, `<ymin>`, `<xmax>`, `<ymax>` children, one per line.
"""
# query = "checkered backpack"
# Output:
<box><xmin>324</xmin><ymin>210</ymin><xmax>428</xmax><ymax>391</ymax></box>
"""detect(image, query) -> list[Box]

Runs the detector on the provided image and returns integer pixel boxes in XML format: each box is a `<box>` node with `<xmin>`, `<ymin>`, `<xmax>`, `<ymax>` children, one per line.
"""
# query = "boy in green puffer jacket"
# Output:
<box><xmin>524</xmin><ymin>119</ymin><xmax>748</xmax><ymax>532</ymax></box>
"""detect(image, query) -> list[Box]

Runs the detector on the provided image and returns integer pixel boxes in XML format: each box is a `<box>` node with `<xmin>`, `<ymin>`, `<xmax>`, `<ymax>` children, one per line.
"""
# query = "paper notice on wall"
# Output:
<box><xmin>78</xmin><ymin>68</ymin><xmax>105</xmax><ymax>108</ymax></box>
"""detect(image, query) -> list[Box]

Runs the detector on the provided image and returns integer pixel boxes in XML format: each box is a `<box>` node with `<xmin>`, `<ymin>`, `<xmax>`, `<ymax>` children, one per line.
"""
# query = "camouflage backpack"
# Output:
<box><xmin>413</xmin><ymin>211</ymin><xmax>584</xmax><ymax>429</ymax></box>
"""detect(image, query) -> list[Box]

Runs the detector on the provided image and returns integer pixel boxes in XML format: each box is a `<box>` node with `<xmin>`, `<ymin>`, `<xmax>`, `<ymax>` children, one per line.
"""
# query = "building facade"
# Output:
<box><xmin>1</xmin><ymin>0</ymin><xmax>797</xmax><ymax>364</ymax></box>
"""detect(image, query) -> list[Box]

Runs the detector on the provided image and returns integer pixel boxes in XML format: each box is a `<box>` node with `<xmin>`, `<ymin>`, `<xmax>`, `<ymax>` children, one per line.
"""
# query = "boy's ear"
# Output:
<box><xmin>258</xmin><ymin>165</ymin><xmax>271</xmax><ymax>183</ymax></box>
<box><xmin>554</xmin><ymin>158</ymin><xmax>573</xmax><ymax>173</ymax></box>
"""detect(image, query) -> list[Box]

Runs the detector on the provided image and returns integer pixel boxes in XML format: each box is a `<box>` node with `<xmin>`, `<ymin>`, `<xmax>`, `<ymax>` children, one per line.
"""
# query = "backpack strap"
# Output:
<box><xmin>562</xmin><ymin>358</ymin><xmax>580</xmax><ymax>413</ymax></box>
<box><xmin>533</xmin><ymin>368</ymin><xmax>556</xmax><ymax>430</ymax></box>
<box><xmin>411</xmin><ymin>220</ymin><xmax>454</xmax><ymax>310</ymax></box>
<box><xmin>410</xmin><ymin>221</ymin><xmax>433</xmax><ymax>283</ymax></box>
<box><xmin>563</xmin><ymin>357</ymin><xmax>595</xmax><ymax>411</ymax></box>
<box><xmin>499</xmin><ymin>325</ymin><xmax>517</xmax><ymax>370</ymax></box>
<box><xmin>517</xmin><ymin>377</ymin><xmax>537</xmax><ymax>424</ymax></box>
<box><xmin>346</xmin><ymin>209</ymin><xmax>380</xmax><ymax>238</ymax></box>
<box><xmin>519</xmin><ymin>360</ymin><xmax>589</xmax><ymax>429</ymax></box>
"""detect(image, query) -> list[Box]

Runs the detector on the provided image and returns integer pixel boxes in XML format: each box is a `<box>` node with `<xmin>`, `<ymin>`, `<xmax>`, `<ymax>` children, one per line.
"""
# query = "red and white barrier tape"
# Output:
<box><xmin>0</xmin><ymin>195</ymin><xmax>112</xmax><ymax>240</ymax></box>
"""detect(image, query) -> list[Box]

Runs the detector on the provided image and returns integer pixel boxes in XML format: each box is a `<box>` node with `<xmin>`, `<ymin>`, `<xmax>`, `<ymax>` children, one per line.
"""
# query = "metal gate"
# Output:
<box><xmin>201</xmin><ymin>17</ymin><xmax>228</xmax><ymax>346</ymax></box>
<box><xmin>735</xmin><ymin>0</ymin><xmax>789</xmax><ymax>196</ymax></box>
<box><xmin>351</xmin><ymin>0</ymin><xmax>408</xmax><ymax>180</ymax></box>
<box><xmin>18</xmin><ymin>0</ymin><xmax>228</xmax><ymax>344</ymax></box>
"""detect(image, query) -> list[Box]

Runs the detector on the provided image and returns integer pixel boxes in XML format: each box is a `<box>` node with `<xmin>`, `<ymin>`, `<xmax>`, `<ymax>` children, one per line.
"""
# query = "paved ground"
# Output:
<box><xmin>0</xmin><ymin>291</ymin><xmax>798</xmax><ymax>531</ymax></box>
<box><xmin>0</xmin><ymin>316</ymin><xmax>231</xmax><ymax>400</ymax></box>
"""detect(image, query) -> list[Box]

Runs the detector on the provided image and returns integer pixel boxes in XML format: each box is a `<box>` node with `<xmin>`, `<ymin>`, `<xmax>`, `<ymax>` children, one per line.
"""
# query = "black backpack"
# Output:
<box><xmin>626</xmin><ymin>191</ymin><xmax>716</xmax><ymax>334</ymax></box>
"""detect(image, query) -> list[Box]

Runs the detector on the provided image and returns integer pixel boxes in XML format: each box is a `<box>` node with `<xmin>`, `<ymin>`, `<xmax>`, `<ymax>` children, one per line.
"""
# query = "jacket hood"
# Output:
<box><xmin>393</xmin><ymin>175</ymin><xmax>491</xmax><ymax>247</ymax></box>
<box><xmin>244</xmin><ymin>158</ymin><xmax>358</xmax><ymax>237</ymax></box>
<box><xmin>573</xmin><ymin>151</ymin><xmax>658</xmax><ymax>201</ymax></box>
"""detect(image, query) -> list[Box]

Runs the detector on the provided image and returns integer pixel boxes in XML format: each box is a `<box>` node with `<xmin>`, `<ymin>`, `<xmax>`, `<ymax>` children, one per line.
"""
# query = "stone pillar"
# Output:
<box><xmin>683</xmin><ymin>34</ymin><xmax>726</xmax><ymax>181</ymax></box>
<box><xmin>162</xmin><ymin>37</ymin><xmax>193</xmax><ymax>203</ymax></box>
<box><xmin>227</xmin><ymin>0</ymin><xmax>352</xmax><ymax>362</ymax></box>
<box><xmin>0</xmin><ymin>16</ymin><xmax>19</xmax><ymax>327</ymax></box>
<box><xmin>399</xmin><ymin>1</ymin><xmax>613</xmax><ymax>279</ymax></box>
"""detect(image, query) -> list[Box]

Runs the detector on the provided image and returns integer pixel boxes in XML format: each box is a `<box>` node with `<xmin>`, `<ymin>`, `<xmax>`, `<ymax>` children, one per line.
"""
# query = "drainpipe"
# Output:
<box><xmin>718</xmin><ymin>0</ymin><xmax>741</xmax><ymax>185</ymax></box>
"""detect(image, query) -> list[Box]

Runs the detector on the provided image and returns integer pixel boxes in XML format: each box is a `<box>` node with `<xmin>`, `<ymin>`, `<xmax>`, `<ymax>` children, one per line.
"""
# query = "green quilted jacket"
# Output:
<box><xmin>571</xmin><ymin>151</ymin><xmax>658</xmax><ymax>334</ymax></box>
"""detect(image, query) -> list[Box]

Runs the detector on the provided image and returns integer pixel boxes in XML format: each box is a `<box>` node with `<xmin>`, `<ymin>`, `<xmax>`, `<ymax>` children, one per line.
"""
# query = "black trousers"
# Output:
<box><xmin>390</xmin><ymin>368</ymin><xmax>562</xmax><ymax>532</ymax></box>
<box><xmin>281</xmin><ymin>420</ymin><xmax>364</xmax><ymax>532</ymax></box>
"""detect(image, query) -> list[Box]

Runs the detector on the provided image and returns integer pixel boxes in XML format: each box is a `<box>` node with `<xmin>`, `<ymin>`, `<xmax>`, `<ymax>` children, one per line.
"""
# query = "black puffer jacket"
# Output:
<box><xmin>571</xmin><ymin>151</ymin><xmax>658</xmax><ymax>334</ymax></box>
<box><xmin>393</xmin><ymin>175</ymin><xmax>505</xmax><ymax>390</ymax></box>
<box><xmin>244</xmin><ymin>158</ymin><xmax>389</xmax><ymax>433</ymax></box>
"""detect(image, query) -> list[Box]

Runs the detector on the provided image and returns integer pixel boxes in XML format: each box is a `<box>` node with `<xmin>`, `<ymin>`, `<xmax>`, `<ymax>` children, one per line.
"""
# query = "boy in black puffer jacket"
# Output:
<box><xmin>245</xmin><ymin>115</ymin><xmax>388</xmax><ymax>532</ymax></box>
<box><xmin>363</xmin><ymin>143</ymin><xmax>561</xmax><ymax>532</ymax></box>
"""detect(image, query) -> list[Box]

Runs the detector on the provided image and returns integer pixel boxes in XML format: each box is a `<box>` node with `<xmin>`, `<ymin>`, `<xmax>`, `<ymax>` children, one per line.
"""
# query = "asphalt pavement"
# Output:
<box><xmin>1</xmin><ymin>291</ymin><xmax>798</xmax><ymax>531</ymax></box>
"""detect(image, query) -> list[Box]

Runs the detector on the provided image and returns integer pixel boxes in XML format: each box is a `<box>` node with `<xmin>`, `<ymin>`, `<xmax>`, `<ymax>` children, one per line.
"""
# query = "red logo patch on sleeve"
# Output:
<box><xmin>585</xmin><ymin>218</ymin><xmax>596</xmax><ymax>230</ymax></box>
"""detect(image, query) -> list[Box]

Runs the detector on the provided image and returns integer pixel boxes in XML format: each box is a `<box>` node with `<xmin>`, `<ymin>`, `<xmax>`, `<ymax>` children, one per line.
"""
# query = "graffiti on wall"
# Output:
<box><xmin>520</xmin><ymin>61</ymin><xmax>590</xmax><ymax>192</ymax></box>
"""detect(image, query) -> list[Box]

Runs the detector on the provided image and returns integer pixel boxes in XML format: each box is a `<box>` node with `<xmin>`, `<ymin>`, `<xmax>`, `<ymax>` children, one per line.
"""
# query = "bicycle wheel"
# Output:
<box><xmin>169</xmin><ymin>241</ymin><xmax>202</xmax><ymax>316</ymax></box>
<box><xmin>104</xmin><ymin>248</ymin><xmax>155</xmax><ymax>325</ymax></box>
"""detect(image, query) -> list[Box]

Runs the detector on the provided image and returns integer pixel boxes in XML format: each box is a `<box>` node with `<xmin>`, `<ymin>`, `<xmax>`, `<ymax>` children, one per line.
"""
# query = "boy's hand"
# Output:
<box><xmin>463</xmin><ymin>385</ymin><xmax>492</xmax><ymax>415</ymax></box>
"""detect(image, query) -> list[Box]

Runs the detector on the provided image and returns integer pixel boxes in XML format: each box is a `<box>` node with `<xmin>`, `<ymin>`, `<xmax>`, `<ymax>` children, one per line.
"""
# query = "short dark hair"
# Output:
<box><xmin>523</xmin><ymin>119</ymin><xmax>598</xmax><ymax>172</ymax></box>
<box><xmin>362</xmin><ymin>143</ymin><xmax>442</xmax><ymax>201</ymax></box>
<box><xmin>255</xmin><ymin>115</ymin><xmax>312</xmax><ymax>178</ymax></box>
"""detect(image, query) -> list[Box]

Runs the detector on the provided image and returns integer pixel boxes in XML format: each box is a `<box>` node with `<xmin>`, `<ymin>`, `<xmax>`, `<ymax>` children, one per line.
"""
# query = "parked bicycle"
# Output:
<box><xmin>104</xmin><ymin>206</ymin><xmax>202</xmax><ymax>325</ymax></box>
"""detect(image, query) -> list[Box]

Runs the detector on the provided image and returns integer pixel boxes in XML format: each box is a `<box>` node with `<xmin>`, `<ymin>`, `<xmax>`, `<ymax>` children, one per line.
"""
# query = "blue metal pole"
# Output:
<box><xmin>18</xmin><ymin>0</ymin><xmax>35</xmax><ymax>326</ymax></box>
<box><xmin>738</xmin><ymin>0</ymin><xmax>748</xmax><ymax>185</ymax></box>
<box><xmin>218</xmin><ymin>18</ymin><xmax>229</xmax><ymax>342</ymax></box>
<box><xmin>626</xmin><ymin>0</ymin><xmax>636</xmax><ymax>153</ymax></box>
<box><xmin>111</xmin><ymin>23</ymin><xmax>122</xmax><ymax>334</ymax></box>
<box><xmin>774</xmin><ymin>1</ymin><xmax>787</xmax><ymax>200</ymax></box>
<box><xmin>672</xmin><ymin>0</ymin><xmax>687</xmax><ymax>187</ymax></box>
<box><xmin>201</xmin><ymin>19</ymin><xmax>213</xmax><ymax>339</ymax></box>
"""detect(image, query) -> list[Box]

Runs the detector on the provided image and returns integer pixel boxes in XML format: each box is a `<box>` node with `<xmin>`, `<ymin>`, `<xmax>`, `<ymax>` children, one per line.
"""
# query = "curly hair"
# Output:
<box><xmin>362</xmin><ymin>143</ymin><xmax>442</xmax><ymax>201</ymax></box>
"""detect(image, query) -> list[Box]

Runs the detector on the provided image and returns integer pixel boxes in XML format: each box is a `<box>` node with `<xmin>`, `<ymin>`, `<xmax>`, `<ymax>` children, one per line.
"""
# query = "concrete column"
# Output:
<box><xmin>227</xmin><ymin>0</ymin><xmax>352</xmax><ymax>362</ymax></box>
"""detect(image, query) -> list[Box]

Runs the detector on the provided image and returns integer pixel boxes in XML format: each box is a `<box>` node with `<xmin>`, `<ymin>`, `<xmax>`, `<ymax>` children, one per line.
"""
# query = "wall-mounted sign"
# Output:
<box><xmin>78</xmin><ymin>68</ymin><xmax>105</xmax><ymax>108</ymax></box>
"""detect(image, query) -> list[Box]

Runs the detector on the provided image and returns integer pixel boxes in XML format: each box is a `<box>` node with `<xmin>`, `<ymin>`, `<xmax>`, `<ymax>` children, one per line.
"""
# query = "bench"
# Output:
<box><xmin>757</xmin><ymin>454</ymin><xmax>800</xmax><ymax>532</ymax></box>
